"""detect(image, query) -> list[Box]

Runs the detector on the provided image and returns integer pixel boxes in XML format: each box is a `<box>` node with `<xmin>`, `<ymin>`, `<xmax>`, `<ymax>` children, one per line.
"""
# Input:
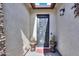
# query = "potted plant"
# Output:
<box><xmin>30</xmin><ymin>37</ymin><xmax>37</xmax><ymax>51</ymax></box>
<box><xmin>49</xmin><ymin>35</ymin><xmax>57</xmax><ymax>53</ymax></box>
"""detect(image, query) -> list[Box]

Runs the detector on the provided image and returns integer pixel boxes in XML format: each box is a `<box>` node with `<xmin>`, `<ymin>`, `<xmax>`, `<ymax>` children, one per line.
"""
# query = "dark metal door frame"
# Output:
<box><xmin>37</xmin><ymin>14</ymin><xmax>50</xmax><ymax>47</ymax></box>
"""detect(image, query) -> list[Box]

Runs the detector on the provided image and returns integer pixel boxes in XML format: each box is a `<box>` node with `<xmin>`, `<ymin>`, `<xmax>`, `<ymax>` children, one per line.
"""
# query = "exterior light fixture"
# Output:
<box><xmin>60</xmin><ymin>8</ymin><xmax>65</xmax><ymax>16</ymax></box>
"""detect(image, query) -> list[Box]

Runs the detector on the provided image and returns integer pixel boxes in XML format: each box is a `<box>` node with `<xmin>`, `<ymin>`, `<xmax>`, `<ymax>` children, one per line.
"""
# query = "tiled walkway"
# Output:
<box><xmin>25</xmin><ymin>50</ymin><xmax>43</xmax><ymax>56</ymax></box>
<box><xmin>44</xmin><ymin>51</ymin><xmax>61</xmax><ymax>56</ymax></box>
<box><xmin>25</xmin><ymin>50</ymin><xmax>60</xmax><ymax>56</ymax></box>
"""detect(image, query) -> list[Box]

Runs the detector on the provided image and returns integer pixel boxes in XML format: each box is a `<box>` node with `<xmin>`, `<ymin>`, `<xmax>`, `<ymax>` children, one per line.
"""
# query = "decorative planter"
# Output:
<box><xmin>30</xmin><ymin>37</ymin><xmax>37</xmax><ymax>51</ymax></box>
<box><xmin>49</xmin><ymin>35</ymin><xmax>57</xmax><ymax>53</ymax></box>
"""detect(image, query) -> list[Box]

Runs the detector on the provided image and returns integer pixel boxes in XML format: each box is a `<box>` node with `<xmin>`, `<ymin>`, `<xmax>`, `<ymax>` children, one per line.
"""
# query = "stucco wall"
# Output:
<box><xmin>56</xmin><ymin>3</ymin><xmax>79</xmax><ymax>56</ymax></box>
<box><xmin>3</xmin><ymin>3</ymin><xmax>30</xmax><ymax>56</ymax></box>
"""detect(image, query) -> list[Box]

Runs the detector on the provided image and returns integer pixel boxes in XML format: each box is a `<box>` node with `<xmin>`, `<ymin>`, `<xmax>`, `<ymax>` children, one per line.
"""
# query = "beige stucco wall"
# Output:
<box><xmin>55</xmin><ymin>3</ymin><xmax>79</xmax><ymax>56</ymax></box>
<box><xmin>3</xmin><ymin>3</ymin><xmax>31</xmax><ymax>56</ymax></box>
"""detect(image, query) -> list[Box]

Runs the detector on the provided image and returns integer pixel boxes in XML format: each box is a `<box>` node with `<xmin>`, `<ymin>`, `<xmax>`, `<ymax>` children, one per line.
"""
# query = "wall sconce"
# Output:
<box><xmin>60</xmin><ymin>8</ymin><xmax>65</xmax><ymax>16</ymax></box>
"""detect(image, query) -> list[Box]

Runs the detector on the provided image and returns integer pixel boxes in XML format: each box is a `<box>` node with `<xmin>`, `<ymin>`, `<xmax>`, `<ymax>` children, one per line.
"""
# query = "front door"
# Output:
<box><xmin>37</xmin><ymin>14</ymin><xmax>49</xmax><ymax>48</ymax></box>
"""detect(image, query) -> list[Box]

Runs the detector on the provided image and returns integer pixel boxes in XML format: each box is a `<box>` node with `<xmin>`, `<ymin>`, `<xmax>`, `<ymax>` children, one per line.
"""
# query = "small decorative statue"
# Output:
<box><xmin>30</xmin><ymin>37</ymin><xmax>37</xmax><ymax>51</ymax></box>
<box><xmin>49</xmin><ymin>34</ymin><xmax>57</xmax><ymax>53</ymax></box>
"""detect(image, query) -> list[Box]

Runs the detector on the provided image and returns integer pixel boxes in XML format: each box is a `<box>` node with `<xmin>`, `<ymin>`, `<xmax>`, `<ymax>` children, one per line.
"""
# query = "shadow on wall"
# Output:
<box><xmin>20</xmin><ymin>29</ymin><xmax>31</xmax><ymax>55</ymax></box>
<box><xmin>3</xmin><ymin>3</ymin><xmax>31</xmax><ymax>56</ymax></box>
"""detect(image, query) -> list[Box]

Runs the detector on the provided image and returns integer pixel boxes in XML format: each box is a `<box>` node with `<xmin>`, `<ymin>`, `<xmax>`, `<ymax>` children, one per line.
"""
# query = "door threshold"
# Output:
<box><xmin>36</xmin><ymin>47</ymin><xmax>50</xmax><ymax>54</ymax></box>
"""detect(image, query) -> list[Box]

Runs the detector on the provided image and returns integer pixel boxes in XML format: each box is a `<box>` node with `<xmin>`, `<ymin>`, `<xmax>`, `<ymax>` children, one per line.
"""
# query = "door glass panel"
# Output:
<box><xmin>37</xmin><ymin>15</ymin><xmax>49</xmax><ymax>47</ymax></box>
